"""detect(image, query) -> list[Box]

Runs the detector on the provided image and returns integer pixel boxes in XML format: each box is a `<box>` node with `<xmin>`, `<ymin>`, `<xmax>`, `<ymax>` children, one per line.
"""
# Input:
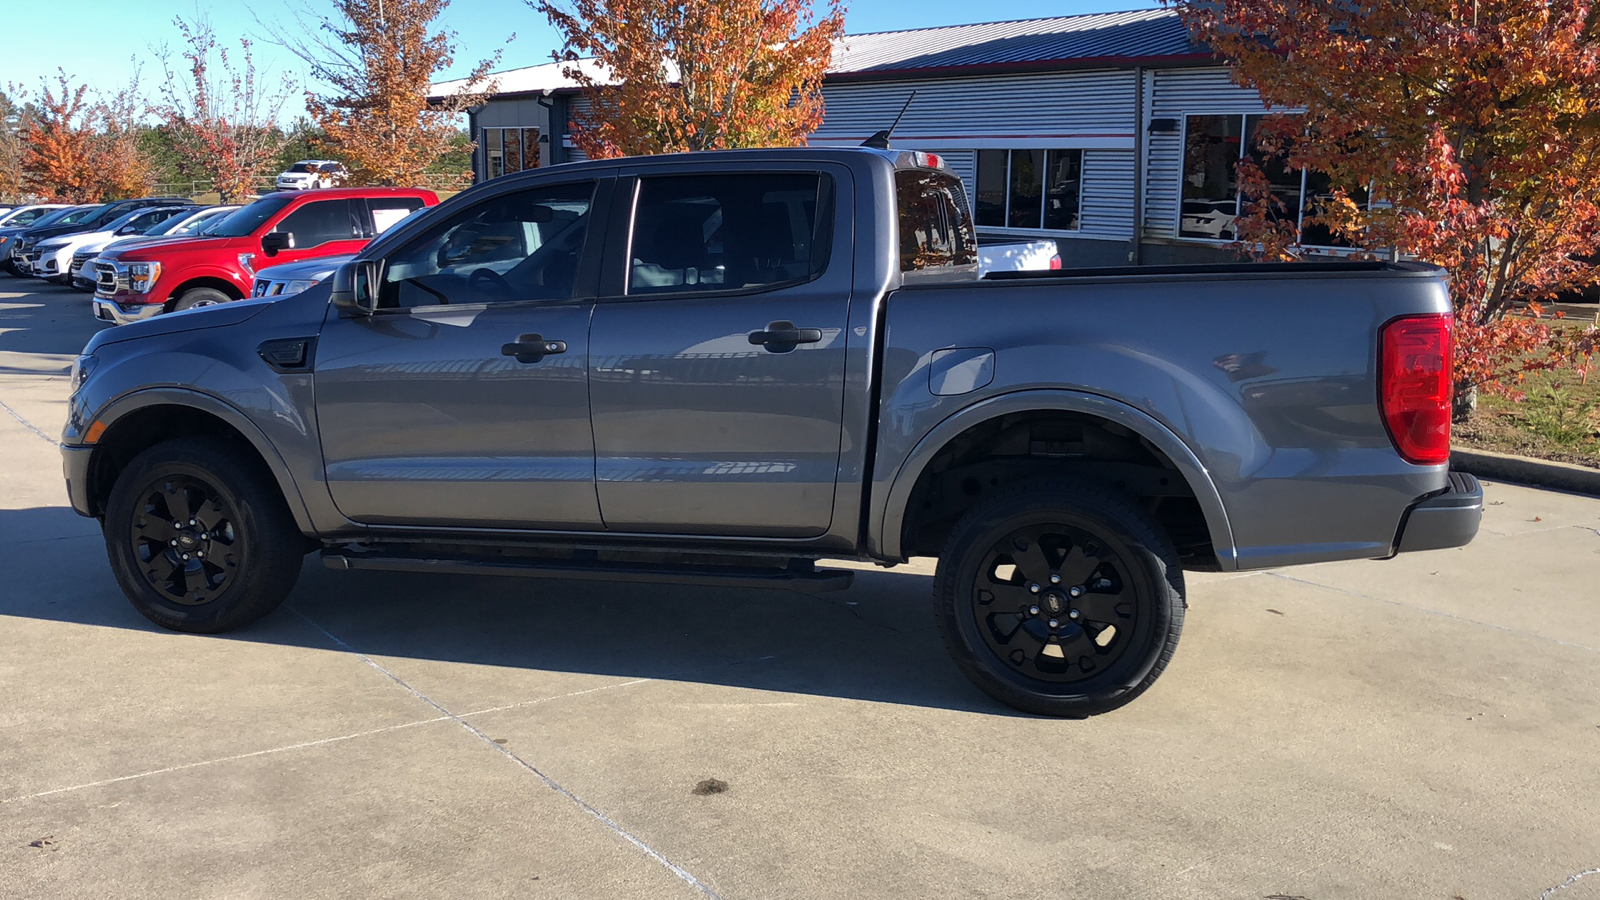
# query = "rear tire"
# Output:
<box><xmin>172</xmin><ymin>287</ymin><xmax>231</xmax><ymax>311</ymax></box>
<box><xmin>104</xmin><ymin>437</ymin><xmax>303</xmax><ymax>633</ymax></box>
<box><xmin>934</xmin><ymin>477</ymin><xmax>1185</xmax><ymax>717</ymax></box>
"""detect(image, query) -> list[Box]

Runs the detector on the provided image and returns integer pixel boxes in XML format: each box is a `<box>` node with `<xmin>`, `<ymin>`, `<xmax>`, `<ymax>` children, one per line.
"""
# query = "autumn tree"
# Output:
<box><xmin>265</xmin><ymin>0</ymin><xmax>500</xmax><ymax>186</ymax></box>
<box><xmin>92</xmin><ymin>73</ymin><xmax>158</xmax><ymax>200</ymax></box>
<box><xmin>18</xmin><ymin>72</ymin><xmax>102</xmax><ymax>203</ymax></box>
<box><xmin>156</xmin><ymin>15</ymin><xmax>293</xmax><ymax>202</ymax></box>
<box><xmin>0</xmin><ymin>88</ymin><xmax>30</xmax><ymax>203</ymax></box>
<box><xmin>533</xmin><ymin>0</ymin><xmax>847</xmax><ymax>158</ymax></box>
<box><xmin>1175</xmin><ymin>0</ymin><xmax>1600</xmax><ymax>415</ymax></box>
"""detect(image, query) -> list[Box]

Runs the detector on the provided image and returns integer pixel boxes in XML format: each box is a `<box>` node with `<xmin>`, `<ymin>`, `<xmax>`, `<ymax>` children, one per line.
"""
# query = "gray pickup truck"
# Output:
<box><xmin>61</xmin><ymin>147</ymin><xmax>1481</xmax><ymax>716</ymax></box>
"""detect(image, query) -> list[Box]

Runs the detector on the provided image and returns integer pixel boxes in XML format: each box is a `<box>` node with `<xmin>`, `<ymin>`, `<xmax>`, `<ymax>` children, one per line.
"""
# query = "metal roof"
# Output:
<box><xmin>431</xmin><ymin>9</ymin><xmax>1208</xmax><ymax>100</ymax></box>
<box><xmin>831</xmin><ymin>10</ymin><xmax>1206</xmax><ymax>79</ymax></box>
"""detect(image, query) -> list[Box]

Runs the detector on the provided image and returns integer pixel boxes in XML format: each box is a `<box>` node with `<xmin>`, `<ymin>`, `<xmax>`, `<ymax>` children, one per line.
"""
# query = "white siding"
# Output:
<box><xmin>1143</xmin><ymin>67</ymin><xmax>1278</xmax><ymax>239</ymax></box>
<box><xmin>1081</xmin><ymin>149</ymin><xmax>1135</xmax><ymax>239</ymax></box>
<box><xmin>815</xmin><ymin>70</ymin><xmax>1139</xmax><ymax>149</ymax></box>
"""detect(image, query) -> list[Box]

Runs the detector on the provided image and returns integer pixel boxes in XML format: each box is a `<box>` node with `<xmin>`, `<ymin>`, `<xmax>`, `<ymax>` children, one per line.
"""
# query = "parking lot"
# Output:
<box><xmin>2</xmin><ymin>278</ymin><xmax>1599</xmax><ymax>899</ymax></box>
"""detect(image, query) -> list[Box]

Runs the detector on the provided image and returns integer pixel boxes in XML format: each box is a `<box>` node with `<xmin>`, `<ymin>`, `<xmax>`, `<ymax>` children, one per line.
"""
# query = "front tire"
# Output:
<box><xmin>934</xmin><ymin>478</ymin><xmax>1185</xmax><ymax>717</ymax></box>
<box><xmin>172</xmin><ymin>287</ymin><xmax>231</xmax><ymax>311</ymax></box>
<box><xmin>104</xmin><ymin>437</ymin><xmax>304</xmax><ymax>633</ymax></box>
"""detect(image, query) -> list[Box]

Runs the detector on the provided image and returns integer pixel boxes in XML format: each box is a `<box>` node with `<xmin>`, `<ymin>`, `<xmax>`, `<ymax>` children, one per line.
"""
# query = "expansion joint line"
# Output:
<box><xmin>289</xmin><ymin>608</ymin><xmax>724</xmax><ymax>900</ymax></box>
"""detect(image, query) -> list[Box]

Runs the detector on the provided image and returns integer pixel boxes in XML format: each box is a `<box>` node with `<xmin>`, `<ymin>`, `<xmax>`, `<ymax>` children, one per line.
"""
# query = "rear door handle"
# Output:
<box><xmin>501</xmin><ymin>333</ymin><xmax>568</xmax><ymax>364</ymax></box>
<box><xmin>748</xmin><ymin>321</ymin><xmax>824</xmax><ymax>354</ymax></box>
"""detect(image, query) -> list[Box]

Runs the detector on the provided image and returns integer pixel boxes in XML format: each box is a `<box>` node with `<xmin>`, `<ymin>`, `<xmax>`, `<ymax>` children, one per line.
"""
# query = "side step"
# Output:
<box><xmin>320</xmin><ymin>550</ymin><xmax>855</xmax><ymax>593</ymax></box>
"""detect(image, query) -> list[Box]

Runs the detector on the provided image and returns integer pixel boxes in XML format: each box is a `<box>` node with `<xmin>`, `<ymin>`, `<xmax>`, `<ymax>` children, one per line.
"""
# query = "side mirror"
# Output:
<box><xmin>117</xmin><ymin>225</ymin><xmax>139</xmax><ymax>235</ymax></box>
<box><xmin>262</xmin><ymin>231</ymin><xmax>295</xmax><ymax>257</ymax></box>
<box><xmin>329</xmin><ymin>260</ymin><xmax>380</xmax><ymax>317</ymax></box>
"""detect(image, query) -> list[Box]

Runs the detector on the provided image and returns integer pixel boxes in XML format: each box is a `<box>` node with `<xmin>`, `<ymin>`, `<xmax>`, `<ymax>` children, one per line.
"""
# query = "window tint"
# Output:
<box><xmin>273</xmin><ymin>199</ymin><xmax>361</xmax><ymax>249</ymax></box>
<box><xmin>369</xmin><ymin>197</ymin><xmax>427</xmax><ymax>235</ymax></box>
<box><xmin>13</xmin><ymin>208</ymin><xmax>49</xmax><ymax>225</ymax></box>
<box><xmin>895</xmin><ymin>169</ymin><xmax>977</xmax><ymax>272</ymax></box>
<box><xmin>627</xmin><ymin>173</ymin><xmax>832</xmax><ymax>296</ymax></box>
<box><xmin>379</xmin><ymin>180</ymin><xmax>594</xmax><ymax>309</ymax></box>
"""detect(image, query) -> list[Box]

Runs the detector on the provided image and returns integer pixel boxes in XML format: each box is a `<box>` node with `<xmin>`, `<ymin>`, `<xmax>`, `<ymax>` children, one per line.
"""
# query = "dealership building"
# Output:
<box><xmin>432</xmin><ymin>9</ymin><xmax>1316</xmax><ymax>265</ymax></box>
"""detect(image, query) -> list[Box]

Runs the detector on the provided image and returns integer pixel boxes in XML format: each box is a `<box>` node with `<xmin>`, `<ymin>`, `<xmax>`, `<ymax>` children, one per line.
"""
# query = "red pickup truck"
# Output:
<box><xmin>93</xmin><ymin>187</ymin><xmax>436</xmax><ymax>324</ymax></box>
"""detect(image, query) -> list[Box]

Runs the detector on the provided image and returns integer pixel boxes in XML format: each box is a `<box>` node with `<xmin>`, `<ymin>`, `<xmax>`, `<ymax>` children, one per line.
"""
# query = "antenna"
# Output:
<box><xmin>860</xmin><ymin>91</ymin><xmax>917</xmax><ymax>150</ymax></box>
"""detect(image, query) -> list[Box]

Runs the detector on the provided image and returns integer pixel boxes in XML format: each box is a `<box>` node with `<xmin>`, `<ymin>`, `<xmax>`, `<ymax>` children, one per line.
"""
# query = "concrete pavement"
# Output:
<box><xmin>2</xmin><ymin>278</ymin><xmax>1599</xmax><ymax>899</ymax></box>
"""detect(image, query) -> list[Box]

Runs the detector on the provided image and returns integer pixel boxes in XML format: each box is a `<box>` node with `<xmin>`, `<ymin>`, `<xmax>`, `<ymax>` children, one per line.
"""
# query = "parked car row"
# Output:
<box><xmin>1</xmin><ymin>186</ymin><xmax>436</xmax><ymax>325</ymax></box>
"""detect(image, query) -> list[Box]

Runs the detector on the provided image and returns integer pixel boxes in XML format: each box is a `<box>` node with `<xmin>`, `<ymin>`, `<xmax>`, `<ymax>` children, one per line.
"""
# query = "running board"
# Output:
<box><xmin>320</xmin><ymin>551</ymin><xmax>854</xmax><ymax>593</ymax></box>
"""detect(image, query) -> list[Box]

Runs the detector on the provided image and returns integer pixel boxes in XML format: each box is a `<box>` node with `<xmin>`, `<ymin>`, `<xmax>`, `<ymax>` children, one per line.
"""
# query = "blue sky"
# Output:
<box><xmin>1</xmin><ymin>0</ymin><xmax>1161</xmax><ymax>119</ymax></box>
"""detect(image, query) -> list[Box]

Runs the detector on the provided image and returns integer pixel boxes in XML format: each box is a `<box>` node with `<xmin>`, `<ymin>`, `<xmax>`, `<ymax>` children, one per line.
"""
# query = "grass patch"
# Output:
<box><xmin>1457</xmin><ymin>322</ymin><xmax>1600</xmax><ymax>467</ymax></box>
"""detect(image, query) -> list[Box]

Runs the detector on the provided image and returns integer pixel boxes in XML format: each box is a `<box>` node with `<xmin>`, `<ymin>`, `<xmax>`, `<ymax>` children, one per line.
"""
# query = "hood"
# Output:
<box><xmin>106</xmin><ymin>235</ymin><xmax>235</xmax><ymax>261</ymax></box>
<box><xmin>87</xmin><ymin>296</ymin><xmax>278</xmax><ymax>350</ymax></box>
<box><xmin>101</xmin><ymin>234</ymin><xmax>200</xmax><ymax>254</ymax></box>
<box><xmin>39</xmin><ymin>229</ymin><xmax>113</xmax><ymax>251</ymax></box>
<box><xmin>21</xmin><ymin>221</ymin><xmax>105</xmax><ymax>242</ymax></box>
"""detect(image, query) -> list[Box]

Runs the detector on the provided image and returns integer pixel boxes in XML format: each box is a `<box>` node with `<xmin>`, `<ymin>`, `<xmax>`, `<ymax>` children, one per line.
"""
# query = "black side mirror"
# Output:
<box><xmin>262</xmin><ymin>231</ymin><xmax>295</xmax><ymax>257</ymax></box>
<box><xmin>330</xmin><ymin>260</ymin><xmax>380</xmax><ymax>317</ymax></box>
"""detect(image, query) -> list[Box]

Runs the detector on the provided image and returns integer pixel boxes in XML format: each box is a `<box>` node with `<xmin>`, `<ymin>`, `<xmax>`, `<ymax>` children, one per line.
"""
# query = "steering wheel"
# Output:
<box><xmin>469</xmin><ymin>267</ymin><xmax>513</xmax><ymax>300</ymax></box>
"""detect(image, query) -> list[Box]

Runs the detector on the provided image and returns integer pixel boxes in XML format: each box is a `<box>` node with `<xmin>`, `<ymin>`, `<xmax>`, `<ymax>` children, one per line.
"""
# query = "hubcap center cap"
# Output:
<box><xmin>1044</xmin><ymin>592</ymin><xmax>1065</xmax><ymax>614</ymax></box>
<box><xmin>177</xmin><ymin>531</ymin><xmax>200</xmax><ymax>550</ymax></box>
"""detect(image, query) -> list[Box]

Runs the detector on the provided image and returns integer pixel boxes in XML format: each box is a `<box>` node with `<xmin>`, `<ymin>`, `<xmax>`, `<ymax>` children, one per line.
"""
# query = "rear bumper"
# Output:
<box><xmin>1395</xmin><ymin>471</ymin><xmax>1483</xmax><ymax>553</ymax></box>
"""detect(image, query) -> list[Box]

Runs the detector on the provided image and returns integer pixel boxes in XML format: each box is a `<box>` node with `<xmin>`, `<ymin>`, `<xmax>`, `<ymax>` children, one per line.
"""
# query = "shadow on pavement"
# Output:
<box><xmin>0</xmin><ymin>280</ymin><xmax>106</xmax><ymax>367</ymax></box>
<box><xmin>1</xmin><ymin>505</ymin><xmax>1002</xmax><ymax>716</ymax></box>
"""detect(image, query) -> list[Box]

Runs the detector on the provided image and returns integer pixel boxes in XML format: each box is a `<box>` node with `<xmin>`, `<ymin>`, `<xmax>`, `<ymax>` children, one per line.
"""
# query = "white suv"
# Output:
<box><xmin>274</xmin><ymin>160</ymin><xmax>348</xmax><ymax>191</ymax></box>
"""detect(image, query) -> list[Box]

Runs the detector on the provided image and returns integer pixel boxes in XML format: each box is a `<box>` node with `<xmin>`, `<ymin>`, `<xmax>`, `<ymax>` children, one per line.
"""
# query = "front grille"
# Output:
<box><xmin>70</xmin><ymin>253</ymin><xmax>94</xmax><ymax>276</ymax></box>
<box><xmin>94</xmin><ymin>261</ymin><xmax>122</xmax><ymax>296</ymax></box>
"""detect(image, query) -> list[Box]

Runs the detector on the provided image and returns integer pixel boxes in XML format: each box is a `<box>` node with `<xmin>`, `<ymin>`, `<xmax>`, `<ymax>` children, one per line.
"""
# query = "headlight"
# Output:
<box><xmin>70</xmin><ymin>354</ymin><xmax>98</xmax><ymax>393</ymax></box>
<box><xmin>283</xmin><ymin>279</ymin><xmax>316</xmax><ymax>295</ymax></box>
<box><xmin>127</xmin><ymin>261</ymin><xmax>161</xmax><ymax>293</ymax></box>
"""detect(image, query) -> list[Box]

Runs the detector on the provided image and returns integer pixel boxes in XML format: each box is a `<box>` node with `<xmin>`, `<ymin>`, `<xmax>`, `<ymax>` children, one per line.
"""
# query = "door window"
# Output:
<box><xmin>626</xmin><ymin>173</ymin><xmax>833</xmax><ymax>296</ymax></box>
<box><xmin>272</xmin><ymin>199</ymin><xmax>362</xmax><ymax>250</ymax></box>
<box><xmin>378</xmin><ymin>181</ymin><xmax>595</xmax><ymax>309</ymax></box>
<box><xmin>367</xmin><ymin>197</ymin><xmax>427</xmax><ymax>235</ymax></box>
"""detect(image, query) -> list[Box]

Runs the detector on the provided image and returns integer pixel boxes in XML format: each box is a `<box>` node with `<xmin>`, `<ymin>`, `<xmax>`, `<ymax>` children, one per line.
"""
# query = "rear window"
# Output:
<box><xmin>896</xmin><ymin>169</ymin><xmax>977</xmax><ymax>273</ymax></box>
<box><xmin>626</xmin><ymin>173</ymin><xmax>833</xmax><ymax>296</ymax></box>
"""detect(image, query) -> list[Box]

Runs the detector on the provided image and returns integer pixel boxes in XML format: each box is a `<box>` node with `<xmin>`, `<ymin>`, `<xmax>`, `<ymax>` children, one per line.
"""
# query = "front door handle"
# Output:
<box><xmin>748</xmin><ymin>320</ymin><xmax>824</xmax><ymax>354</ymax></box>
<box><xmin>501</xmin><ymin>333</ymin><xmax>568</xmax><ymax>364</ymax></box>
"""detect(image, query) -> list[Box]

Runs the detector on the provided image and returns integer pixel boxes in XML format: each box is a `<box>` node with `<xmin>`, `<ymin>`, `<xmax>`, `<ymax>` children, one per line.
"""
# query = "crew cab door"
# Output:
<box><xmin>588</xmin><ymin>165</ymin><xmax>854</xmax><ymax>537</ymax></box>
<box><xmin>314</xmin><ymin>179</ymin><xmax>606</xmax><ymax>529</ymax></box>
<box><xmin>257</xmin><ymin>197</ymin><xmax>371</xmax><ymax>269</ymax></box>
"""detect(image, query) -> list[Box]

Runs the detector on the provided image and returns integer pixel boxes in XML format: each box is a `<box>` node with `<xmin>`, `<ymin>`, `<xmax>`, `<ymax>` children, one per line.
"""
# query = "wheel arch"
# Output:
<box><xmin>873</xmin><ymin>389</ymin><xmax>1237</xmax><ymax>570</ymax></box>
<box><xmin>167</xmin><ymin>275</ymin><xmax>247</xmax><ymax>307</ymax></box>
<box><xmin>84</xmin><ymin>389</ymin><xmax>315</xmax><ymax>535</ymax></box>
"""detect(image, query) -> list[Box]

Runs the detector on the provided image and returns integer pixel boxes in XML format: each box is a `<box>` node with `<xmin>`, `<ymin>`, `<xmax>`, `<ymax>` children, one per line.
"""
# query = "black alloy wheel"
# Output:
<box><xmin>970</xmin><ymin>524</ymin><xmax>1137</xmax><ymax>684</ymax></box>
<box><xmin>127</xmin><ymin>475</ymin><xmax>244</xmax><ymax>606</ymax></box>
<box><xmin>934</xmin><ymin>477</ymin><xmax>1185</xmax><ymax>717</ymax></box>
<box><xmin>105</xmin><ymin>437</ymin><xmax>305</xmax><ymax>633</ymax></box>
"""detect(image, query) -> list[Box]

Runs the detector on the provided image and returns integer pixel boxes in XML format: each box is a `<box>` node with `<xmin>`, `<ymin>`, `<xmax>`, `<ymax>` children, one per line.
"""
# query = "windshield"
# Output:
<box><xmin>102</xmin><ymin>210</ymin><xmax>150</xmax><ymax>233</ymax></box>
<box><xmin>83</xmin><ymin>203</ymin><xmax>128</xmax><ymax>228</ymax></box>
<box><xmin>163</xmin><ymin>209</ymin><xmax>227</xmax><ymax>237</ymax></box>
<box><xmin>287</xmin><ymin>162</ymin><xmax>317</xmax><ymax>173</ymax></box>
<box><xmin>46</xmin><ymin>207</ymin><xmax>100</xmax><ymax>227</ymax></box>
<box><xmin>204</xmin><ymin>197</ymin><xmax>293</xmax><ymax>237</ymax></box>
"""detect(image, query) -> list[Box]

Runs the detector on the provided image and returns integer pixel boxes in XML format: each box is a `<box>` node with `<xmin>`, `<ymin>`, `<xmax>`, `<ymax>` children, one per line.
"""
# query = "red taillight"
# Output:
<box><xmin>1049</xmin><ymin>254</ymin><xmax>1062</xmax><ymax>270</ymax></box>
<box><xmin>1379</xmin><ymin>313</ymin><xmax>1453</xmax><ymax>465</ymax></box>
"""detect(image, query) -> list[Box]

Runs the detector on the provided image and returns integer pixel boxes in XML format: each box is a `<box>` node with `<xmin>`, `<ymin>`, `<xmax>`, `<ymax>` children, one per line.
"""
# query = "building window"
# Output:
<box><xmin>482</xmin><ymin>127</ymin><xmax>542</xmax><ymax>180</ymax></box>
<box><xmin>1180</xmin><ymin>114</ymin><xmax>1368</xmax><ymax>247</ymax></box>
<box><xmin>975</xmin><ymin>149</ymin><xmax>1082</xmax><ymax>232</ymax></box>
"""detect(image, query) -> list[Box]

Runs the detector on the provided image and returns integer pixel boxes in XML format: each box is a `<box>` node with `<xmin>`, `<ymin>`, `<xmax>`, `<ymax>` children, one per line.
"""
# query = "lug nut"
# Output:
<box><xmin>189</xmin><ymin>519</ymin><xmax>196</xmax><ymax>526</ymax></box>
<box><xmin>1028</xmin><ymin>605</ymin><xmax>1040</xmax><ymax>616</ymax></box>
<box><xmin>169</xmin><ymin>539</ymin><xmax>177</xmax><ymax>546</ymax></box>
<box><xmin>1048</xmin><ymin>618</ymin><xmax>1059</xmax><ymax>628</ymax></box>
<box><xmin>196</xmin><ymin>551</ymin><xmax>204</xmax><ymax>558</ymax></box>
<box><xmin>1069</xmin><ymin>586</ymin><xmax>1083</xmax><ymax>598</ymax></box>
<box><xmin>181</xmin><ymin>553</ymin><xmax>190</xmax><ymax>560</ymax></box>
<box><xmin>1069</xmin><ymin>609</ymin><xmax>1081</xmax><ymax>620</ymax></box>
<box><xmin>1050</xmin><ymin>574</ymin><xmax>1061</xmax><ymax>584</ymax></box>
<box><xmin>1028</xmin><ymin>583</ymin><xmax>1041</xmax><ymax>594</ymax></box>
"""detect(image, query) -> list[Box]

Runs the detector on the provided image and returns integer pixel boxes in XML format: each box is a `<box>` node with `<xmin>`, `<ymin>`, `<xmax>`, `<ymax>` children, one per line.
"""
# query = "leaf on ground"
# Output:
<box><xmin>692</xmin><ymin>778</ymin><xmax>729</xmax><ymax>796</ymax></box>
<box><xmin>1266</xmin><ymin>608</ymin><xmax>1285</xmax><ymax>616</ymax></box>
